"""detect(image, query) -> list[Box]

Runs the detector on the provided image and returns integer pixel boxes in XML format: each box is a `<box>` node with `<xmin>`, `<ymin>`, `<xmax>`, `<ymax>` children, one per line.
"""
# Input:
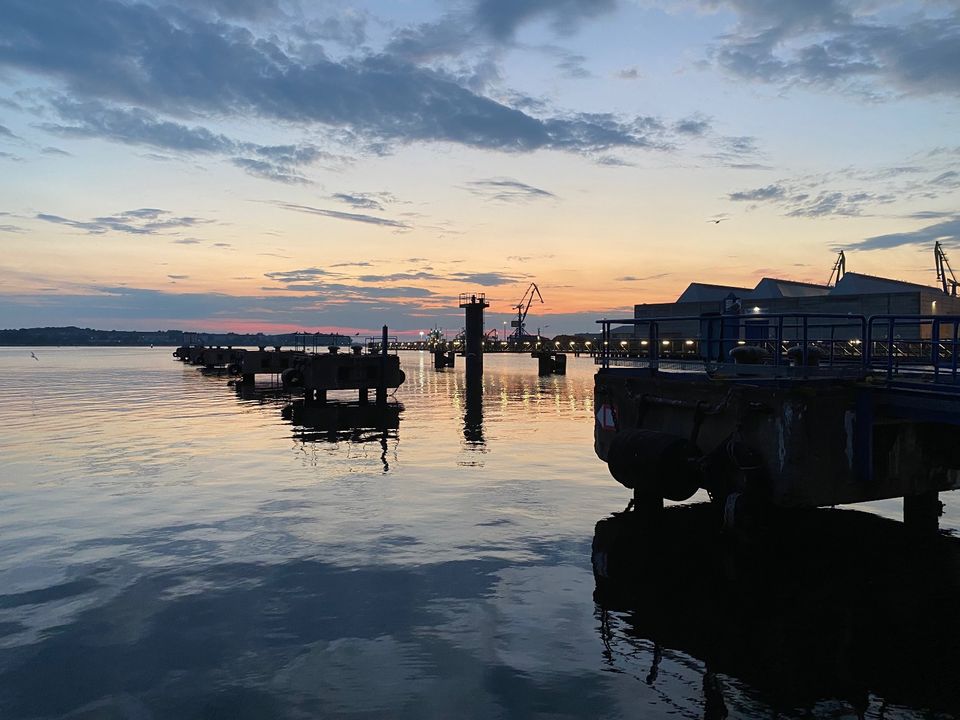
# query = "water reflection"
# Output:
<box><xmin>282</xmin><ymin>400</ymin><xmax>401</xmax><ymax>472</ymax></box>
<box><xmin>592</xmin><ymin>504</ymin><xmax>960</xmax><ymax>718</ymax></box>
<box><xmin>463</xmin><ymin>373</ymin><xmax>484</xmax><ymax>448</ymax></box>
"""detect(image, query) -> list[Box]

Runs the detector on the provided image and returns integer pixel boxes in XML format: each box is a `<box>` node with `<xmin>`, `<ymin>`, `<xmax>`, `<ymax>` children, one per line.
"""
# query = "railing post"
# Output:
<box><xmin>649</xmin><ymin>321</ymin><xmax>659</xmax><ymax>371</ymax></box>
<box><xmin>862</xmin><ymin>317</ymin><xmax>869</xmax><ymax>369</ymax></box>
<box><xmin>829</xmin><ymin>324</ymin><xmax>836</xmax><ymax>367</ymax></box>
<box><xmin>952</xmin><ymin>320</ymin><xmax>959</xmax><ymax>382</ymax></box>
<box><xmin>887</xmin><ymin>318</ymin><xmax>895</xmax><ymax>380</ymax></box>
<box><xmin>932</xmin><ymin>318</ymin><xmax>940</xmax><ymax>380</ymax></box>
<box><xmin>802</xmin><ymin>316</ymin><xmax>809</xmax><ymax>368</ymax></box>
<box><xmin>775</xmin><ymin>316</ymin><xmax>783</xmax><ymax>368</ymax></box>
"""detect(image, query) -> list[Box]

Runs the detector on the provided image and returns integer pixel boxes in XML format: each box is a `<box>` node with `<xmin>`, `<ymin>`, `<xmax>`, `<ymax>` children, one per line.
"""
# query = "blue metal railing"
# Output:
<box><xmin>865</xmin><ymin>315</ymin><xmax>960</xmax><ymax>382</ymax></box>
<box><xmin>597</xmin><ymin>313</ymin><xmax>960</xmax><ymax>384</ymax></box>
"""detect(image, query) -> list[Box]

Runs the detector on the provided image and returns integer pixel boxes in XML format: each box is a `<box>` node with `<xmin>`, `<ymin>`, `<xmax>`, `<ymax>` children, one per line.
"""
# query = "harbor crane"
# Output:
<box><xmin>827</xmin><ymin>250</ymin><xmax>846</xmax><ymax>287</ymax></box>
<box><xmin>935</xmin><ymin>241</ymin><xmax>958</xmax><ymax>296</ymax></box>
<box><xmin>511</xmin><ymin>282</ymin><xmax>544</xmax><ymax>342</ymax></box>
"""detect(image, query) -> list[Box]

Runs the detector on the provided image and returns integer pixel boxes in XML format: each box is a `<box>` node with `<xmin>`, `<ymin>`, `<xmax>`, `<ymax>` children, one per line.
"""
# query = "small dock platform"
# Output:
<box><xmin>173</xmin><ymin>327</ymin><xmax>405</xmax><ymax>404</ymax></box>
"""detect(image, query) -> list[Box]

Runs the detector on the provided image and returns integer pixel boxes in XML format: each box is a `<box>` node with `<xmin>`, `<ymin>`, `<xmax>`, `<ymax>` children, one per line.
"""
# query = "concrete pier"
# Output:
<box><xmin>533</xmin><ymin>351</ymin><xmax>567</xmax><ymax>376</ymax></box>
<box><xmin>289</xmin><ymin>326</ymin><xmax>404</xmax><ymax>406</ymax></box>
<box><xmin>593</xmin><ymin>311</ymin><xmax>960</xmax><ymax>532</ymax></box>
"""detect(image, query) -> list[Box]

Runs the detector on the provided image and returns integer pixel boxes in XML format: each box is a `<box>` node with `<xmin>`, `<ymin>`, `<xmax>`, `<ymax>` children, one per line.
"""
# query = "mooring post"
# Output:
<box><xmin>459</xmin><ymin>292</ymin><xmax>489</xmax><ymax>380</ymax></box>
<box><xmin>376</xmin><ymin>324</ymin><xmax>388</xmax><ymax>404</ymax></box>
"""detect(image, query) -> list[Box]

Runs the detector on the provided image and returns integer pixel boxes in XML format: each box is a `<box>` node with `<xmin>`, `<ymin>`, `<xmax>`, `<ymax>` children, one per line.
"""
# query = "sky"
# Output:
<box><xmin>0</xmin><ymin>0</ymin><xmax>958</xmax><ymax>336</ymax></box>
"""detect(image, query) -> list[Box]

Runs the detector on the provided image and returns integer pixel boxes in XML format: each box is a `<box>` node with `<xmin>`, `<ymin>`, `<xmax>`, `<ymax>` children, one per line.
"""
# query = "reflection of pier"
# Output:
<box><xmin>592</xmin><ymin>504</ymin><xmax>960</xmax><ymax>717</ymax></box>
<box><xmin>281</xmin><ymin>400</ymin><xmax>401</xmax><ymax>471</ymax></box>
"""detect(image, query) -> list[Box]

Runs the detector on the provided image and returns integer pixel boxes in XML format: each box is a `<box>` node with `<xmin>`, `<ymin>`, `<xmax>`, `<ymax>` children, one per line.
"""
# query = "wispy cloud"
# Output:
<box><xmin>275</xmin><ymin>202</ymin><xmax>411</xmax><ymax>230</ymax></box>
<box><xmin>465</xmin><ymin>178</ymin><xmax>556</xmax><ymax>202</ymax></box>
<box><xmin>36</xmin><ymin>208</ymin><xmax>209</xmax><ymax>235</ymax></box>
<box><xmin>850</xmin><ymin>218</ymin><xmax>960</xmax><ymax>250</ymax></box>
<box><xmin>331</xmin><ymin>192</ymin><xmax>399</xmax><ymax>212</ymax></box>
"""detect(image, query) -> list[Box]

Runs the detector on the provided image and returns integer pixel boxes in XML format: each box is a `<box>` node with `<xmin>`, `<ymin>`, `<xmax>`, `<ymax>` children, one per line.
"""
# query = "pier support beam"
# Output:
<box><xmin>904</xmin><ymin>491</ymin><xmax>942</xmax><ymax>535</ymax></box>
<box><xmin>377</xmin><ymin>325</ymin><xmax>388</xmax><ymax>405</ymax></box>
<box><xmin>305</xmin><ymin>388</ymin><xmax>327</xmax><ymax>405</ymax></box>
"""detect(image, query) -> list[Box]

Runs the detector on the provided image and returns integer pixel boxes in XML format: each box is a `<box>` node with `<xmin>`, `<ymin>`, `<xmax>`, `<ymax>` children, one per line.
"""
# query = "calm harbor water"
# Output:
<box><xmin>0</xmin><ymin>347</ymin><xmax>958</xmax><ymax>719</ymax></box>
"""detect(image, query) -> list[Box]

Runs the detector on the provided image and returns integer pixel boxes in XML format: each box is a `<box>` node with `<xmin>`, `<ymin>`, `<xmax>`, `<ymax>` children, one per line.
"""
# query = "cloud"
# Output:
<box><xmin>0</xmin><ymin>224</ymin><xmax>25</xmax><ymax>233</ymax></box>
<box><xmin>728</xmin><ymin>184</ymin><xmax>787</xmax><ymax>202</ymax></box>
<box><xmin>472</xmin><ymin>0</ymin><xmax>618</xmax><ymax>41</ymax></box>
<box><xmin>264</xmin><ymin>268</ymin><xmax>336</xmax><ymax>283</ymax></box>
<box><xmin>358</xmin><ymin>272</ymin><xmax>443</xmax><ymax>283</ymax></box>
<box><xmin>448</xmin><ymin>271</ymin><xmax>521</xmax><ymax>286</ymax></box>
<box><xmin>275</xmin><ymin>202</ymin><xmax>411</xmax><ymax>230</ymax></box>
<box><xmin>0</xmin><ymin>0</ymin><xmax>675</xmax><ymax>158</ymax></box>
<box><xmin>704</xmin><ymin>1</ymin><xmax>960</xmax><ymax>97</ymax></box>
<box><xmin>44</xmin><ymin>99</ymin><xmax>335</xmax><ymax>183</ymax></box>
<box><xmin>331</xmin><ymin>193</ymin><xmax>395</xmax><ymax>212</ymax></box>
<box><xmin>36</xmin><ymin>208</ymin><xmax>208</xmax><ymax>235</ymax></box>
<box><xmin>615</xmin><ymin>272</ymin><xmax>672</xmax><ymax>281</ymax></box>
<box><xmin>231</xmin><ymin>157</ymin><xmax>309</xmax><ymax>184</ymax></box>
<box><xmin>850</xmin><ymin>218</ymin><xmax>960</xmax><ymax>250</ymax></box>
<box><xmin>0</xmin><ymin>124</ymin><xmax>18</xmax><ymax>139</ymax></box>
<box><xmin>674</xmin><ymin>116</ymin><xmax>711</xmax><ymax>136</ymax></box>
<box><xmin>465</xmin><ymin>178</ymin><xmax>557</xmax><ymax>202</ymax></box>
<box><xmin>41</xmin><ymin>146</ymin><xmax>71</xmax><ymax>156</ymax></box>
<box><xmin>167</xmin><ymin>274</ymin><xmax>189</xmax><ymax>280</ymax></box>
<box><xmin>595</xmin><ymin>155</ymin><xmax>634</xmax><ymax>167</ymax></box>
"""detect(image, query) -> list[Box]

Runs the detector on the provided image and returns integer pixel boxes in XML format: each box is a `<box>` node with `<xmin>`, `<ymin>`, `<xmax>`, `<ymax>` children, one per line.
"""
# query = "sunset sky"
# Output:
<box><xmin>1</xmin><ymin>0</ymin><xmax>958</xmax><ymax>335</ymax></box>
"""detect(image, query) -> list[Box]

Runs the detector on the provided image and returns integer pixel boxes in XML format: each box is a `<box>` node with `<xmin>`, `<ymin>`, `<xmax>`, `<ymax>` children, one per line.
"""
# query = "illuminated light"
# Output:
<box><xmin>685</xmin><ymin>340</ymin><xmax>694</xmax><ymax>346</ymax></box>
<box><xmin>662</xmin><ymin>340</ymin><xmax>670</xmax><ymax>346</ymax></box>
<box><xmin>737</xmin><ymin>340</ymin><xmax>746</xmax><ymax>345</ymax></box>
<box><xmin>585</xmin><ymin>341</ymin><xmax>591</xmax><ymax>347</ymax></box>
<box><xmin>620</xmin><ymin>341</ymin><xmax>628</xmax><ymax>347</ymax></box>
<box><xmin>555</xmin><ymin>341</ymin><xmax>560</xmax><ymax>348</ymax></box>
<box><xmin>640</xmin><ymin>340</ymin><xmax>648</xmax><ymax>346</ymax></box>
<box><xmin>753</xmin><ymin>306</ymin><xmax>761</xmax><ymax>313</ymax></box>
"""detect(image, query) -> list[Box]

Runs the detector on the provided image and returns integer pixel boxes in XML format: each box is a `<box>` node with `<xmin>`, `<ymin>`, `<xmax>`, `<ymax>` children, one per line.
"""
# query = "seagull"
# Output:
<box><xmin>30</xmin><ymin>352</ymin><xmax>39</xmax><ymax>361</ymax></box>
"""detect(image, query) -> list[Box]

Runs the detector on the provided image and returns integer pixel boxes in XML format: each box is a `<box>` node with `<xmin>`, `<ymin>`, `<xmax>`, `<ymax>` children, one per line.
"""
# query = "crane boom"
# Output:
<box><xmin>511</xmin><ymin>282</ymin><xmax>544</xmax><ymax>342</ymax></box>
<box><xmin>935</xmin><ymin>241</ymin><xmax>958</xmax><ymax>296</ymax></box>
<box><xmin>827</xmin><ymin>250</ymin><xmax>846</xmax><ymax>287</ymax></box>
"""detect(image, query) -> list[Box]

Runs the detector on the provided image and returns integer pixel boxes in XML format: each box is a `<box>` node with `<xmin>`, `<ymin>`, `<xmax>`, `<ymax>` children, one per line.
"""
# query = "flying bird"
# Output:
<box><xmin>707</xmin><ymin>218</ymin><xmax>728</xmax><ymax>224</ymax></box>
<box><xmin>30</xmin><ymin>352</ymin><xmax>39</xmax><ymax>361</ymax></box>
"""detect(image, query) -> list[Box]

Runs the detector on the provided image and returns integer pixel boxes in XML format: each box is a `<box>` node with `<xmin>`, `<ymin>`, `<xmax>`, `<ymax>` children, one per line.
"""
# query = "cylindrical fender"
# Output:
<box><xmin>281</xmin><ymin>368</ymin><xmax>304</xmax><ymax>388</ymax></box>
<box><xmin>606</xmin><ymin>429</ymin><xmax>702</xmax><ymax>501</ymax></box>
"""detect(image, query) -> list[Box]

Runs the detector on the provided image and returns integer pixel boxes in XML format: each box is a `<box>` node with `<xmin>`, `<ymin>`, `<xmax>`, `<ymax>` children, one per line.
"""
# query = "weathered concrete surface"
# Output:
<box><xmin>595</xmin><ymin>369</ymin><xmax>960</xmax><ymax>508</ymax></box>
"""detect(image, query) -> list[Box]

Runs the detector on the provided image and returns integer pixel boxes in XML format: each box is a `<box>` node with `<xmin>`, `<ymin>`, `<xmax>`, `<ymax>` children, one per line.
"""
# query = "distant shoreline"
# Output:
<box><xmin>0</xmin><ymin>327</ymin><xmax>344</xmax><ymax>347</ymax></box>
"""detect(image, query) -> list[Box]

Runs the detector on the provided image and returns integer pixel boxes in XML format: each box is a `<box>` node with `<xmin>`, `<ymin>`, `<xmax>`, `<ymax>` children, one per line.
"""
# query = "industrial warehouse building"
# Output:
<box><xmin>631</xmin><ymin>272</ymin><xmax>960</xmax><ymax>342</ymax></box>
